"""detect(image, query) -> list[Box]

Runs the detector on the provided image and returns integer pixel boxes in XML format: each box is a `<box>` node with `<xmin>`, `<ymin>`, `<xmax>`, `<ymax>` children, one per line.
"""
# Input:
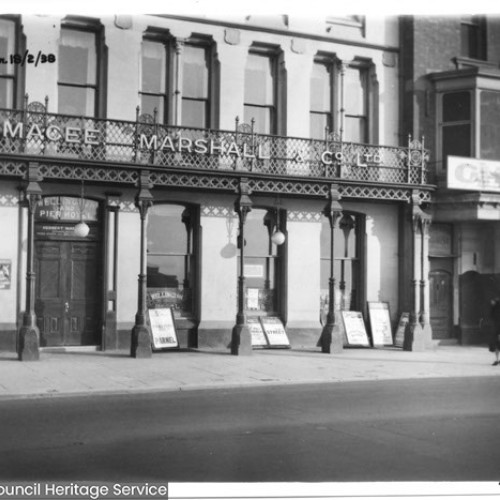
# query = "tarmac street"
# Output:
<box><xmin>0</xmin><ymin>345</ymin><xmax>499</xmax><ymax>483</ymax></box>
<box><xmin>0</xmin><ymin>376</ymin><xmax>499</xmax><ymax>482</ymax></box>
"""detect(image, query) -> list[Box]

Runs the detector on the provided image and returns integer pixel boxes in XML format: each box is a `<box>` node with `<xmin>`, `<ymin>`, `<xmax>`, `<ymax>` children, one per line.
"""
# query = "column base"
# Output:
<box><xmin>18</xmin><ymin>325</ymin><xmax>40</xmax><ymax>362</ymax></box>
<box><xmin>130</xmin><ymin>324</ymin><xmax>152</xmax><ymax>358</ymax></box>
<box><xmin>230</xmin><ymin>323</ymin><xmax>252</xmax><ymax>355</ymax></box>
<box><xmin>422</xmin><ymin>322</ymin><xmax>434</xmax><ymax>349</ymax></box>
<box><xmin>403</xmin><ymin>321</ymin><xmax>425</xmax><ymax>351</ymax></box>
<box><xmin>319</xmin><ymin>322</ymin><xmax>343</xmax><ymax>354</ymax></box>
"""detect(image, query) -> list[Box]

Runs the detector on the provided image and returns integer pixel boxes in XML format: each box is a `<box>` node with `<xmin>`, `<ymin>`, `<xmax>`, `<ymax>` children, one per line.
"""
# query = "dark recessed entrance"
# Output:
<box><xmin>34</xmin><ymin>196</ymin><xmax>103</xmax><ymax>347</ymax></box>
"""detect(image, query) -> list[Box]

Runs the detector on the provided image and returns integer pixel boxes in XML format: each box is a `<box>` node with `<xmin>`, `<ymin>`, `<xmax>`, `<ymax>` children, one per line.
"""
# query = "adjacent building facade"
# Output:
<box><xmin>401</xmin><ymin>14</ymin><xmax>500</xmax><ymax>345</ymax></box>
<box><xmin>0</xmin><ymin>13</ymin><xmax>436</xmax><ymax>358</ymax></box>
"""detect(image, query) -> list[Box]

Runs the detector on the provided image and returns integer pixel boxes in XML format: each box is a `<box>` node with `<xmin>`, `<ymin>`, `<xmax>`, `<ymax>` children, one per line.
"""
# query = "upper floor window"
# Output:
<box><xmin>432</xmin><ymin>69</ymin><xmax>500</xmax><ymax>172</ymax></box>
<box><xmin>0</xmin><ymin>17</ymin><xmax>22</xmax><ymax>108</ymax></box>
<box><xmin>310</xmin><ymin>60</ymin><xmax>334</xmax><ymax>140</ymax></box>
<box><xmin>58</xmin><ymin>23</ymin><xmax>103</xmax><ymax>117</ymax></box>
<box><xmin>309</xmin><ymin>58</ymin><xmax>372</xmax><ymax>143</ymax></box>
<box><xmin>441</xmin><ymin>91</ymin><xmax>472</xmax><ymax>162</ymax></box>
<box><xmin>182</xmin><ymin>44</ymin><xmax>210</xmax><ymax>128</ymax></box>
<box><xmin>140</xmin><ymin>38</ymin><xmax>169</xmax><ymax>122</ymax></box>
<box><xmin>461</xmin><ymin>16</ymin><xmax>487</xmax><ymax>61</ymax></box>
<box><xmin>244</xmin><ymin>51</ymin><xmax>277</xmax><ymax>135</ymax></box>
<box><xmin>344</xmin><ymin>64</ymin><xmax>368</xmax><ymax>143</ymax></box>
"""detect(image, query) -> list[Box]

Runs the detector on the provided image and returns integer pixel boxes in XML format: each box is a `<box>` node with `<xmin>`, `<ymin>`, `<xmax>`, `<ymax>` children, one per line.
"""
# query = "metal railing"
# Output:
<box><xmin>0</xmin><ymin>104</ymin><xmax>430</xmax><ymax>186</ymax></box>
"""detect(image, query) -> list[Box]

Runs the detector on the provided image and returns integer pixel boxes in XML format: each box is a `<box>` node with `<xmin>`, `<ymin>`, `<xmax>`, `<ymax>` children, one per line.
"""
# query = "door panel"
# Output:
<box><xmin>35</xmin><ymin>240</ymin><xmax>101</xmax><ymax>346</ymax></box>
<box><xmin>429</xmin><ymin>260</ymin><xmax>453</xmax><ymax>339</ymax></box>
<box><xmin>68</xmin><ymin>242</ymin><xmax>100</xmax><ymax>345</ymax></box>
<box><xmin>35</xmin><ymin>242</ymin><xmax>65</xmax><ymax>346</ymax></box>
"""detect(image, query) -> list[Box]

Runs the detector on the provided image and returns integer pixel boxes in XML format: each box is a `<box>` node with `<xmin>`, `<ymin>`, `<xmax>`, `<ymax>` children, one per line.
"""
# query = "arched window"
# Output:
<box><xmin>146</xmin><ymin>204</ymin><xmax>197</xmax><ymax>318</ymax></box>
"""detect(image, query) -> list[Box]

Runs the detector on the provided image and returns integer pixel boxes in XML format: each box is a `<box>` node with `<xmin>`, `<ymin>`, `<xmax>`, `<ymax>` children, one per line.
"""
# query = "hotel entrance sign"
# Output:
<box><xmin>448</xmin><ymin>156</ymin><xmax>500</xmax><ymax>192</ymax></box>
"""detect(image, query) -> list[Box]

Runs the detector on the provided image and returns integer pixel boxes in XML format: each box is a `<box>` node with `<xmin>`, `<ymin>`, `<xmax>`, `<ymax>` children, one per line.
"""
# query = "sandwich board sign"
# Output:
<box><xmin>247</xmin><ymin>317</ymin><xmax>269</xmax><ymax>348</ymax></box>
<box><xmin>341</xmin><ymin>311</ymin><xmax>370</xmax><ymax>347</ymax></box>
<box><xmin>394</xmin><ymin>312</ymin><xmax>410</xmax><ymax>348</ymax></box>
<box><xmin>148</xmin><ymin>308</ymin><xmax>179</xmax><ymax>349</ymax></box>
<box><xmin>260</xmin><ymin>317</ymin><xmax>290</xmax><ymax>348</ymax></box>
<box><xmin>368</xmin><ymin>301</ymin><xmax>394</xmax><ymax>346</ymax></box>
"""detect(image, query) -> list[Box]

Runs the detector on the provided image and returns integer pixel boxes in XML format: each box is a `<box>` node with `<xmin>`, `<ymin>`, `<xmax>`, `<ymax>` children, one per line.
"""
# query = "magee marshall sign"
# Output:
<box><xmin>0</xmin><ymin>108</ymin><xmax>430</xmax><ymax>187</ymax></box>
<box><xmin>1</xmin><ymin>117</ymin><xmax>383</xmax><ymax>167</ymax></box>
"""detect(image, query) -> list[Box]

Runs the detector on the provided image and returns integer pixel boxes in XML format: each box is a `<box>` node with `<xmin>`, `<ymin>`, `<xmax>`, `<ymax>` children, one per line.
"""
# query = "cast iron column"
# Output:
<box><xmin>18</xmin><ymin>164</ymin><xmax>43</xmax><ymax>361</ymax></box>
<box><xmin>319</xmin><ymin>185</ymin><xmax>343</xmax><ymax>354</ymax></box>
<box><xmin>131</xmin><ymin>171</ymin><xmax>154</xmax><ymax>358</ymax></box>
<box><xmin>404</xmin><ymin>191</ymin><xmax>425</xmax><ymax>351</ymax></box>
<box><xmin>420</xmin><ymin>212</ymin><xmax>433</xmax><ymax>348</ymax></box>
<box><xmin>231</xmin><ymin>178</ymin><xmax>253</xmax><ymax>355</ymax></box>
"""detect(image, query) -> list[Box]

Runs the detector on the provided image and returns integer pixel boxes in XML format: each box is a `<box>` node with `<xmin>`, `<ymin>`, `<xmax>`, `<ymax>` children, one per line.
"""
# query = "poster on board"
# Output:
<box><xmin>341</xmin><ymin>311</ymin><xmax>370</xmax><ymax>347</ymax></box>
<box><xmin>368</xmin><ymin>302</ymin><xmax>394</xmax><ymax>346</ymax></box>
<box><xmin>260</xmin><ymin>317</ymin><xmax>290</xmax><ymax>348</ymax></box>
<box><xmin>148</xmin><ymin>308</ymin><xmax>179</xmax><ymax>349</ymax></box>
<box><xmin>394</xmin><ymin>312</ymin><xmax>410</xmax><ymax>348</ymax></box>
<box><xmin>247</xmin><ymin>317</ymin><xmax>269</xmax><ymax>348</ymax></box>
<box><xmin>0</xmin><ymin>260</ymin><xmax>11</xmax><ymax>290</ymax></box>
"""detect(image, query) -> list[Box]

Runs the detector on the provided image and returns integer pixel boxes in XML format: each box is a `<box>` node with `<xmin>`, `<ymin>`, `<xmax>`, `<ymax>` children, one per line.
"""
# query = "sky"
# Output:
<box><xmin>0</xmin><ymin>0</ymin><xmax>499</xmax><ymax>16</ymax></box>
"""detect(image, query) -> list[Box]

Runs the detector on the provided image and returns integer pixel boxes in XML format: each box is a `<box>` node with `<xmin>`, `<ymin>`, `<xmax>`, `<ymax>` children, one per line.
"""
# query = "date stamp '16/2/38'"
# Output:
<box><xmin>0</xmin><ymin>50</ymin><xmax>56</xmax><ymax>67</ymax></box>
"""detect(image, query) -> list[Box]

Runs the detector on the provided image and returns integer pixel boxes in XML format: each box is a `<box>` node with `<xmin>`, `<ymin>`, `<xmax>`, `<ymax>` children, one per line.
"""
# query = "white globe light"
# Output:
<box><xmin>74</xmin><ymin>221</ymin><xmax>90</xmax><ymax>237</ymax></box>
<box><xmin>271</xmin><ymin>230</ymin><xmax>286</xmax><ymax>245</ymax></box>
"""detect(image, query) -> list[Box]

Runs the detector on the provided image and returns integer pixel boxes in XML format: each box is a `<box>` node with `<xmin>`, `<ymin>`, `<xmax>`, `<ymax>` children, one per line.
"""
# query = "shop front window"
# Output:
<box><xmin>146</xmin><ymin>204</ymin><xmax>196</xmax><ymax>318</ymax></box>
<box><xmin>320</xmin><ymin>212</ymin><xmax>363</xmax><ymax>325</ymax></box>
<box><xmin>243</xmin><ymin>208</ymin><xmax>284</xmax><ymax>315</ymax></box>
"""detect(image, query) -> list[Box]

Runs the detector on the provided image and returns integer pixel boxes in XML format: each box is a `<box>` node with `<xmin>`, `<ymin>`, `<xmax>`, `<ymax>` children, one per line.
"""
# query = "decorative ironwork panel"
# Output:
<box><xmin>38</xmin><ymin>164</ymin><xmax>138</xmax><ymax>184</ymax></box>
<box><xmin>150</xmin><ymin>172</ymin><xmax>239</xmax><ymax>191</ymax></box>
<box><xmin>339</xmin><ymin>185</ymin><xmax>413</xmax><ymax>202</ymax></box>
<box><xmin>0</xmin><ymin>160</ymin><xmax>26</xmax><ymax>177</ymax></box>
<box><xmin>0</xmin><ymin>106</ymin><xmax>432</xmax><ymax>189</ymax></box>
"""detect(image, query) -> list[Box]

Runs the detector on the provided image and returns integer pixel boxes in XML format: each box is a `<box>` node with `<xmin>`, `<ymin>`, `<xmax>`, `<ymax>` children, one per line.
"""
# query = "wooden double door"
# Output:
<box><xmin>35</xmin><ymin>239</ymin><xmax>102</xmax><ymax>347</ymax></box>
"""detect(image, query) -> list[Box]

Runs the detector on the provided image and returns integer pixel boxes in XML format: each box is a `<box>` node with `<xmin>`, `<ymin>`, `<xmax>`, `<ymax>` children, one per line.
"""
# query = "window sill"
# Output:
<box><xmin>452</xmin><ymin>56</ymin><xmax>498</xmax><ymax>70</ymax></box>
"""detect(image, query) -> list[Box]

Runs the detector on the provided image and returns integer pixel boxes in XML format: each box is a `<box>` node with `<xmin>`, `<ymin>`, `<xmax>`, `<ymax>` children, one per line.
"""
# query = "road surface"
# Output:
<box><xmin>1</xmin><ymin>376</ymin><xmax>499</xmax><ymax>482</ymax></box>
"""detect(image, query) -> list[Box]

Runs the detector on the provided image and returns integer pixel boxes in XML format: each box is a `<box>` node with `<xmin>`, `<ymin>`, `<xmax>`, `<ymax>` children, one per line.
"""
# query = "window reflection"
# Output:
<box><xmin>243</xmin><ymin>208</ymin><xmax>283</xmax><ymax>314</ymax></box>
<box><xmin>146</xmin><ymin>204</ymin><xmax>195</xmax><ymax>317</ymax></box>
<box><xmin>58</xmin><ymin>28</ymin><xmax>98</xmax><ymax>117</ymax></box>
<box><xmin>320</xmin><ymin>212</ymin><xmax>363</xmax><ymax>325</ymax></box>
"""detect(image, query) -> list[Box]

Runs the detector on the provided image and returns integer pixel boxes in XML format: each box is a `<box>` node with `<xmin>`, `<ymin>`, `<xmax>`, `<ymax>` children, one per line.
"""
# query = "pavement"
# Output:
<box><xmin>0</xmin><ymin>343</ymin><xmax>498</xmax><ymax>400</ymax></box>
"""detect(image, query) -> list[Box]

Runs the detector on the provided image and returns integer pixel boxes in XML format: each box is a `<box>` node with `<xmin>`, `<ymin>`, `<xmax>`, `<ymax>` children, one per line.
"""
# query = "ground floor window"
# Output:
<box><xmin>242</xmin><ymin>207</ymin><xmax>285</xmax><ymax>315</ymax></box>
<box><xmin>146</xmin><ymin>204</ymin><xmax>197</xmax><ymax>318</ymax></box>
<box><xmin>320</xmin><ymin>211</ymin><xmax>364</xmax><ymax>324</ymax></box>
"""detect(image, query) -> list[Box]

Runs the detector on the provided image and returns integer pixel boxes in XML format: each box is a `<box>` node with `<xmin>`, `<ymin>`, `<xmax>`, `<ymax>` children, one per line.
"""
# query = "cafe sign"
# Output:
<box><xmin>448</xmin><ymin>155</ymin><xmax>500</xmax><ymax>193</ymax></box>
